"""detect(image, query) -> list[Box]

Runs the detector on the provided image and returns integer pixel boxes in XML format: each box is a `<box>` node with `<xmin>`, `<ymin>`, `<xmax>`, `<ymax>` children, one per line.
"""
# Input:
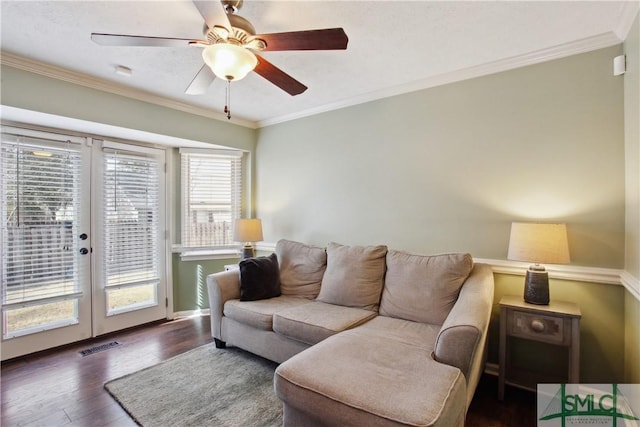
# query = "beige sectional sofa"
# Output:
<box><xmin>206</xmin><ymin>239</ymin><xmax>494</xmax><ymax>426</ymax></box>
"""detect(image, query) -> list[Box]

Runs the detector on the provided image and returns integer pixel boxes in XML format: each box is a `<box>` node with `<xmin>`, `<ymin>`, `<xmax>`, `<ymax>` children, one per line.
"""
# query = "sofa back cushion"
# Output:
<box><xmin>317</xmin><ymin>242</ymin><xmax>387</xmax><ymax>311</ymax></box>
<box><xmin>276</xmin><ymin>239</ymin><xmax>327</xmax><ymax>299</ymax></box>
<box><xmin>380</xmin><ymin>251</ymin><xmax>473</xmax><ymax>325</ymax></box>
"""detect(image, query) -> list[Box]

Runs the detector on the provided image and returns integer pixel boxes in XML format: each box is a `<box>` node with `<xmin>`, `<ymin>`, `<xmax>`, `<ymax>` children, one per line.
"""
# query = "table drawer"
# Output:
<box><xmin>508</xmin><ymin>309</ymin><xmax>566</xmax><ymax>345</ymax></box>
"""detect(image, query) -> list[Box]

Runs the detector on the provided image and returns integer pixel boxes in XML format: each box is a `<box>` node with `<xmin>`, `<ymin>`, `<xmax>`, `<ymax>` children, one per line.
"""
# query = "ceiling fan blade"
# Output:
<box><xmin>91</xmin><ymin>33</ymin><xmax>199</xmax><ymax>47</ymax></box>
<box><xmin>253</xmin><ymin>54</ymin><xmax>307</xmax><ymax>96</ymax></box>
<box><xmin>192</xmin><ymin>0</ymin><xmax>231</xmax><ymax>31</ymax></box>
<box><xmin>257</xmin><ymin>28</ymin><xmax>348</xmax><ymax>51</ymax></box>
<box><xmin>185</xmin><ymin>64</ymin><xmax>216</xmax><ymax>95</ymax></box>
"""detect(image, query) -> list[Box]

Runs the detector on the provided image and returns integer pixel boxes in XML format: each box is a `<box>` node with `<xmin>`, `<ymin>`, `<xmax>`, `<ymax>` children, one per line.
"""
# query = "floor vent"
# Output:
<box><xmin>79</xmin><ymin>341</ymin><xmax>120</xmax><ymax>357</ymax></box>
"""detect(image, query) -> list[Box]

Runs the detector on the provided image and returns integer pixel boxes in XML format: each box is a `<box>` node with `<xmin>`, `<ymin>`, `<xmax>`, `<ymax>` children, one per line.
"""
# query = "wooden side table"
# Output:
<box><xmin>498</xmin><ymin>295</ymin><xmax>581</xmax><ymax>400</ymax></box>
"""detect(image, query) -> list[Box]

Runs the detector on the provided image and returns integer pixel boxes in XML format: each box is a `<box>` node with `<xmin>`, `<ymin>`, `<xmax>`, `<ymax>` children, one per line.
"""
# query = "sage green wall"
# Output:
<box><xmin>626</xmin><ymin>292</ymin><xmax>640</xmax><ymax>382</ymax></box>
<box><xmin>255</xmin><ymin>46</ymin><xmax>629</xmax><ymax>382</ymax></box>
<box><xmin>625</xmin><ymin>13</ymin><xmax>640</xmax><ymax>280</ymax></box>
<box><xmin>256</xmin><ymin>46</ymin><xmax>625</xmax><ymax>268</ymax></box>
<box><xmin>171</xmin><ymin>256</ymin><xmax>236</xmax><ymax>312</ymax></box>
<box><xmin>624</xmin><ymin>12</ymin><xmax>640</xmax><ymax>384</ymax></box>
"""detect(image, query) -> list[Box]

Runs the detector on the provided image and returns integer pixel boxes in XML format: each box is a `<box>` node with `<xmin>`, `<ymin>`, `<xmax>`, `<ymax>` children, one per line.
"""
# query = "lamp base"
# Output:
<box><xmin>241</xmin><ymin>244</ymin><xmax>255</xmax><ymax>259</ymax></box>
<box><xmin>524</xmin><ymin>267</ymin><xmax>549</xmax><ymax>305</ymax></box>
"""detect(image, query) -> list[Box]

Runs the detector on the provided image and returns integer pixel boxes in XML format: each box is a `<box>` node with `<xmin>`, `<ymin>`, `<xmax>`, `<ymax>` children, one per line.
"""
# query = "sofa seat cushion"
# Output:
<box><xmin>224</xmin><ymin>296</ymin><xmax>313</xmax><ymax>331</ymax></box>
<box><xmin>275</xmin><ymin>328</ymin><xmax>466</xmax><ymax>427</ymax></box>
<box><xmin>352</xmin><ymin>315</ymin><xmax>441</xmax><ymax>351</ymax></box>
<box><xmin>273</xmin><ymin>301</ymin><xmax>377</xmax><ymax>345</ymax></box>
<box><xmin>380</xmin><ymin>251</ymin><xmax>473</xmax><ymax>325</ymax></box>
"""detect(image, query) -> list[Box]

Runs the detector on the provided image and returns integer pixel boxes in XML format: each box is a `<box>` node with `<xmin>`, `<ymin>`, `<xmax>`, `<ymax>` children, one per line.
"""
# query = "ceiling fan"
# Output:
<box><xmin>91</xmin><ymin>0</ymin><xmax>348</xmax><ymax>116</ymax></box>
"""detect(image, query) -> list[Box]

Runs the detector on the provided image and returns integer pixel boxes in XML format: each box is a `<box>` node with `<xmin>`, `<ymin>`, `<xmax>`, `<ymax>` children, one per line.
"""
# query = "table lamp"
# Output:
<box><xmin>233</xmin><ymin>218</ymin><xmax>263</xmax><ymax>259</ymax></box>
<box><xmin>507</xmin><ymin>222</ymin><xmax>570</xmax><ymax>305</ymax></box>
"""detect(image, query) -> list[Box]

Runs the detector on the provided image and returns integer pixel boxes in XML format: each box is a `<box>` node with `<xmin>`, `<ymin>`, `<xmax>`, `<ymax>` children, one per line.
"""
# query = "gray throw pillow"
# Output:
<box><xmin>317</xmin><ymin>242</ymin><xmax>387</xmax><ymax>311</ymax></box>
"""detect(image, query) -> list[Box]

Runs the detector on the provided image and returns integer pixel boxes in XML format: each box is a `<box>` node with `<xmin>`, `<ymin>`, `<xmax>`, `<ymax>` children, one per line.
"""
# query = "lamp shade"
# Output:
<box><xmin>202</xmin><ymin>43</ymin><xmax>257</xmax><ymax>81</ymax></box>
<box><xmin>507</xmin><ymin>222</ymin><xmax>570</xmax><ymax>265</ymax></box>
<box><xmin>233</xmin><ymin>219</ymin><xmax>263</xmax><ymax>243</ymax></box>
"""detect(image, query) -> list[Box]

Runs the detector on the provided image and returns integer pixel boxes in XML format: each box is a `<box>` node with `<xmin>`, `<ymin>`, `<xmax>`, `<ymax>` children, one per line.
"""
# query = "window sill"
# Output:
<box><xmin>178</xmin><ymin>250</ymin><xmax>241</xmax><ymax>262</ymax></box>
<box><xmin>172</xmin><ymin>245</ymin><xmax>241</xmax><ymax>261</ymax></box>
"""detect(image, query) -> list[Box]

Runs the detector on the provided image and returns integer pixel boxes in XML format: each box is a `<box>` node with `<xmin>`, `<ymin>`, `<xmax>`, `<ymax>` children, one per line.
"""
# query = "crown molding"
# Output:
<box><xmin>0</xmin><ymin>51</ymin><xmax>257</xmax><ymax>129</ymax></box>
<box><xmin>257</xmin><ymin>32</ymin><xmax>622</xmax><ymax>127</ymax></box>
<box><xmin>0</xmin><ymin>28</ymin><xmax>624</xmax><ymax>130</ymax></box>
<box><xmin>614</xmin><ymin>2</ymin><xmax>640</xmax><ymax>41</ymax></box>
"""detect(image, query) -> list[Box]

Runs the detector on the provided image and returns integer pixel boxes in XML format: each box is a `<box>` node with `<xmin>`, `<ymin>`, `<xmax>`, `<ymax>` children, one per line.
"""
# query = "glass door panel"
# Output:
<box><xmin>92</xmin><ymin>141</ymin><xmax>167</xmax><ymax>336</ymax></box>
<box><xmin>1</xmin><ymin>129</ymin><xmax>92</xmax><ymax>360</ymax></box>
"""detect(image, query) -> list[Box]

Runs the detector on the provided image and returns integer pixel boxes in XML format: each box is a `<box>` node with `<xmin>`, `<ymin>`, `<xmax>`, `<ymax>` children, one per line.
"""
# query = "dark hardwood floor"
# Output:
<box><xmin>1</xmin><ymin>316</ymin><xmax>535</xmax><ymax>426</ymax></box>
<box><xmin>467</xmin><ymin>374</ymin><xmax>536</xmax><ymax>426</ymax></box>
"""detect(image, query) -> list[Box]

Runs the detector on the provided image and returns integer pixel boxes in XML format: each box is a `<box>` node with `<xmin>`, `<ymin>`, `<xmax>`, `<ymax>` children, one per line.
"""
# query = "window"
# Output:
<box><xmin>180</xmin><ymin>148</ymin><xmax>243</xmax><ymax>257</ymax></box>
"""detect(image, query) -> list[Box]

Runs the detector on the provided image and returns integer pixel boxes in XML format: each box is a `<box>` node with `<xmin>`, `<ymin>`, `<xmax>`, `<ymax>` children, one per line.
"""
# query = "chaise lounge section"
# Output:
<box><xmin>207</xmin><ymin>239</ymin><xmax>494</xmax><ymax>426</ymax></box>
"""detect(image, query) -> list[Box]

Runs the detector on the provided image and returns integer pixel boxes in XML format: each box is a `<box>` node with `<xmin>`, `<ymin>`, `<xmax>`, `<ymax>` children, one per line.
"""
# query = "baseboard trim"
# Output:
<box><xmin>484</xmin><ymin>362</ymin><xmax>500</xmax><ymax>377</ymax></box>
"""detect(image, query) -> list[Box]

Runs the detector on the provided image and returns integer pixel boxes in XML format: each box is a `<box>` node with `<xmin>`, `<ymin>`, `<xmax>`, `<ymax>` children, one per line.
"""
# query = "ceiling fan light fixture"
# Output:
<box><xmin>202</xmin><ymin>43</ymin><xmax>257</xmax><ymax>81</ymax></box>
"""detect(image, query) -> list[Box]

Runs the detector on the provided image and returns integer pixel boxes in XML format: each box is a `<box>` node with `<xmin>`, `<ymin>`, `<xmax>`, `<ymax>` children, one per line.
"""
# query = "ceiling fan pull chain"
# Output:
<box><xmin>224</xmin><ymin>80</ymin><xmax>231</xmax><ymax>120</ymax></box>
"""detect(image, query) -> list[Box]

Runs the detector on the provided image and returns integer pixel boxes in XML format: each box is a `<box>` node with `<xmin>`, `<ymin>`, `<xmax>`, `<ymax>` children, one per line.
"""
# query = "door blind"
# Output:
<box><xmin>103</xmin><ymin>151</ymin><xmax>160</xmax><ymax>289</ymax></box>
<box><xmin>1</xmin><ymin>135</ymin><xmax>83</xmax><ymax>307</ymax></box>
<box><xmin>180</xmin><ymin>149</ymin><xmax>242</xmax><ymax>252</ymax></box>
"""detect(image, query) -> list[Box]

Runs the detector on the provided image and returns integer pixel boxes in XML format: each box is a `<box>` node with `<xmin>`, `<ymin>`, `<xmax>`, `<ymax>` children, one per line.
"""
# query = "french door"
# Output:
<box><xmin>0</xmin><ymin>127</ymin><xmax>168</xmax><ymax>360</ymax></box>
<box><xmin>92</xmin><ymin>140</ymin><xmax>167</xmax><ymax>336</ymax></box>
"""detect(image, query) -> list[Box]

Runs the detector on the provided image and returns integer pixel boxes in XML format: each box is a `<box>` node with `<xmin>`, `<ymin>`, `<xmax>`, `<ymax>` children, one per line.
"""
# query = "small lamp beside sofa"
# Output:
<box><xmin>233</xmin><ymin>218</ymin><xmax>263</xmax><ymax>259</ymax></box>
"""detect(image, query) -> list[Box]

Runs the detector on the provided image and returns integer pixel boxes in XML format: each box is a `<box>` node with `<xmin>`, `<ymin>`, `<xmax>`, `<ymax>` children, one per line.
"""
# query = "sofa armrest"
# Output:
<box><xmin>433</xmin><ymin>263</ymin><xmax>494</xmax><ymax>391</ymax></box>
<box><xmin>207</xmin><ymin>270</ymin><xmax>241</xmax><ymax>340</ymax></box>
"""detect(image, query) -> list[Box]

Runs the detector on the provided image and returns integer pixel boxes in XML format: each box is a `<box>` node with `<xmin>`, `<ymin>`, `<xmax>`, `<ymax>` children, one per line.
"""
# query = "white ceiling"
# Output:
<box><xmin>1</xmin><ymin>1</ymin><xmax>638</xmax><ymax>128</ymax></box>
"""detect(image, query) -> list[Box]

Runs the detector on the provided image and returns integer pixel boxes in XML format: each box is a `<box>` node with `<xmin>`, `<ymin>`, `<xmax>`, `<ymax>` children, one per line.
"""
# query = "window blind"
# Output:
<box><xmin>103</xmin><ymin>150</ymin><xmax>160</xmax><ymax>289</ymax></box>
<box><xmin>180</xmin><ymin>149</ymin><xmax>243</xmax><ymax>253</ymax></box>
<box><xmin>1</xmin><ymin>134</ymin><xmax>84</xmax><ymax>307</ymax></box>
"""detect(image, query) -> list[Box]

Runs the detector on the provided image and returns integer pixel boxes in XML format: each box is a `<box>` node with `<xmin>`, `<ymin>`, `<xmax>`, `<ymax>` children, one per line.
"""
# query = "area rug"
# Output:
<box><xmin>104</xmin><ymin>344</ymin><xmax>282</xmax><ymax>427</ymax></box>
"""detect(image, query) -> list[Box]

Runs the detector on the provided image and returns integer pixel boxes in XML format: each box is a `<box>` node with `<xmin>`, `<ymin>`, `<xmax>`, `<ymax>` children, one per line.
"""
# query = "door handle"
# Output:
<box><xmin>80</xmin><ymin>233</ymin><xmax>88</xmax><ymax>240</ymax></box>
<box><xmin>80</xmin><ymin>248</ymin><xmax>89</xmax><ymax>255</ymax></box>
